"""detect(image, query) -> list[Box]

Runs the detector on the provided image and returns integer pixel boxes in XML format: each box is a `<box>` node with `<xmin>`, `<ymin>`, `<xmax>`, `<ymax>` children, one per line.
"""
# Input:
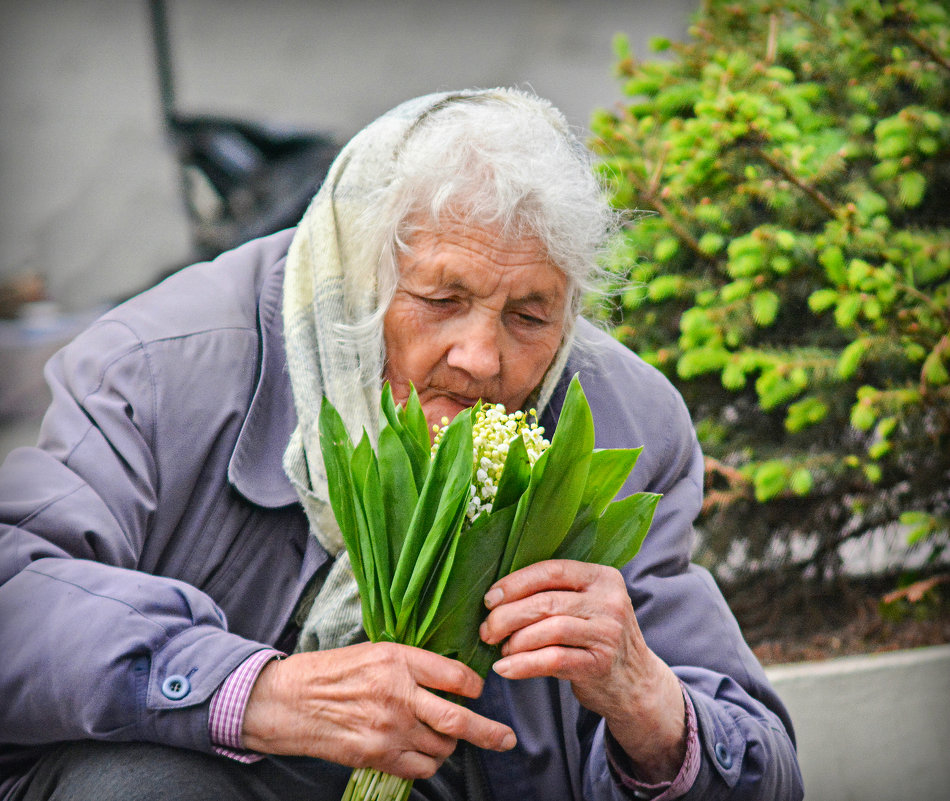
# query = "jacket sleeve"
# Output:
<box><xmin>0</xmin><ymin>319</ymin><xmax>267</xmax><ymax>753</ymax></box>
<box><xmin>573</xmin><ymin>345</ymin><xmax>803</xmax><ymax>800</ymax></box>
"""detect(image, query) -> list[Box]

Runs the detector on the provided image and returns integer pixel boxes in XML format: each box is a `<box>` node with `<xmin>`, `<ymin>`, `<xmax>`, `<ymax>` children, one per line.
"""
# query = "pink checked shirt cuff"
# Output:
<box><xmin>605</xmin><ymin>683</ymin><xmax>700</xmax><ymax>800</ymax></box>
<box><xmin>209</xmin><ymin>648</ymin><xmax>285</xmax><ymax>763</ymax></box>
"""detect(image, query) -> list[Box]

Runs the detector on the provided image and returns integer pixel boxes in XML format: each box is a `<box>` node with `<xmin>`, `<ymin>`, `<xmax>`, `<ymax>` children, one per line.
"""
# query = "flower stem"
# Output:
<box><xmin>341</xmin><ymin>767</ymin><xmax>413</xmax><ymax>801</ymax></box>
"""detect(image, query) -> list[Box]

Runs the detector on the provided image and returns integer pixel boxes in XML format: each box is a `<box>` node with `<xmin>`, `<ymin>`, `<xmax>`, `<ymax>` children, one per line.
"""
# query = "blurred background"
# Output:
<box><xmin>0</xmin><ymin>0</ymin><xmax>697</xmax><ymax>457</ymax></box>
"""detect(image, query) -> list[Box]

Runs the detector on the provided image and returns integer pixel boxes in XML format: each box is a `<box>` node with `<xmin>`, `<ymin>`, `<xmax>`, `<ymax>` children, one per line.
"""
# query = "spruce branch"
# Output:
<box><xmin>751</xmin><ymin>144</ymin><xmax>838</xmax><ymax>218</ymax></box>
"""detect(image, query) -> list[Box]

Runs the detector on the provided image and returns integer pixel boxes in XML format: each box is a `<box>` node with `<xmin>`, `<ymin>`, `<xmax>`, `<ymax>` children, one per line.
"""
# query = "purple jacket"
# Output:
<box><xmin>0</xmin><ymin>230</ymin><xmax>803</xmax><ymax>800</ymax></box>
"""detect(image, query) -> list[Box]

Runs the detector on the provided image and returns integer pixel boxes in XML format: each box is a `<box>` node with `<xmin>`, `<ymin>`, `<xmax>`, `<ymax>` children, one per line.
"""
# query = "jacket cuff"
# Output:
<box><xmin>209</xmin><ymin>648</ymin><xmax>285</xmax><ymax>762</ymax></box>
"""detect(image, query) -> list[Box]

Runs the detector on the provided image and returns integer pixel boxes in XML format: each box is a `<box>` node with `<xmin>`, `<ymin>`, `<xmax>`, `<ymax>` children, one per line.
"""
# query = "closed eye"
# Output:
<box><xmin>421</xmin><ymin>296</ymin><xmax>460</xmax><ymax>309</ymax></box>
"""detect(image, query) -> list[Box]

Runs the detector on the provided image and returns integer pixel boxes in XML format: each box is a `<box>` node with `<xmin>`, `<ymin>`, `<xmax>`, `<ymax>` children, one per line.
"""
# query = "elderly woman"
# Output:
<box><xmin>0</xmin><ymin>90</ymin><xmax>802</xmax><ymax>801</ymax></box>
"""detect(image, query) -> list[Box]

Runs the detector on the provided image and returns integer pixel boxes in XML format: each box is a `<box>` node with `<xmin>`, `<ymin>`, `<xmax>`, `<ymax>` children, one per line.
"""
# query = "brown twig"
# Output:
<box><xmin>752</xmin><ymin>145</ymin><xmax>838</xmax><ymax>217</ymax></box>
<box><xmin>904</xmin><ymin>29</ymin><xmax>950</xmax><ymax>75</ymax></box>
<box><xmin>882</xmin><ymin>573</ymin><xmax>950</xmax><ymax>605</ymax></box>
<box><xmin>636</xmin><ymin>184</ymin><xmax>715</xmax><ymax>263</ymax></box>
<box><xmin>765</xmin><ymin>13</ymin><xmax>779</xmax><ymax>64</ymax></box>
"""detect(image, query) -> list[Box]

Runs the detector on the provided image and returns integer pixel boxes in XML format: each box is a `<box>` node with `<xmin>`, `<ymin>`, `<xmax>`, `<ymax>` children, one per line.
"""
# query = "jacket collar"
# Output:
<box><xmin>227</xmin><ymin>247</ymin><xmax>301</xmax><ymax>508</ymax></box>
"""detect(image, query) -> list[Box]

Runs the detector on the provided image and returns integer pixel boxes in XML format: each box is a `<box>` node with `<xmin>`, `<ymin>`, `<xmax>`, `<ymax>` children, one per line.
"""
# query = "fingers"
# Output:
<box><xmin>480</xmin><ymin>561</ymin><xmax>627</xmax><ymax>647</ymax></box>
<box><xmin>394</xmin><ymin>645</ymin><xmax>517</xmax><ymax>753</ymax></box>
<box><xmin>403</xmin><ymin>645</ymin><xmax>485</xmax><ymax>700</ymax></box>
<box><xmin>484</xmin><ymin>559</ymin><xmax>602</xmax><ymax>609</ymax></box>
<box><xmin>413</xmin><ymin>685</ymin><xmax>517</xmax><ymax>753</ymax></box>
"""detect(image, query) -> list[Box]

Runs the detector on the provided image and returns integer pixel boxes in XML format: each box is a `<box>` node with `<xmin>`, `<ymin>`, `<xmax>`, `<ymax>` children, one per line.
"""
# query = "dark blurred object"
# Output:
<box><xmin>0</xmin><ymin>273</ymin><xmax>46</xmax><ymax>320</ymax></box>
<box><xmin>149</xmin><ymin>0</ymin><xmax>340</xmax><ymax>261</ymax></box>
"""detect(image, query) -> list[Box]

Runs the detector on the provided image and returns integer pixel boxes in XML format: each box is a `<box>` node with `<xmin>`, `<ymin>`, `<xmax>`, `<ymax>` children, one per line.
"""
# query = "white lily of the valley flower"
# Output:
<box><xmin>433</xmin><ymin>403</ymin><xmax>550</xmax><ymax>525</ymax></box>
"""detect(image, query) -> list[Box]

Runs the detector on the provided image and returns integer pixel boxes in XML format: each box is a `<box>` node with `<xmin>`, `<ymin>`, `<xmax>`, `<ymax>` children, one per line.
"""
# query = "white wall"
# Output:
<box><xmin>767</xmin><ymin>645</ymin><xmax>950</xmax><ymax>801</ymax></box>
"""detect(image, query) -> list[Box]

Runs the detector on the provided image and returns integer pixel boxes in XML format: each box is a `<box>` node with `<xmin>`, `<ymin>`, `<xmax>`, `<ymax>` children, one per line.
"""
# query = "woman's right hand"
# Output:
<box><xmin>241</xmin><ymin>642</ymin><xmax>517</xmax><ymax>779</ymax></box>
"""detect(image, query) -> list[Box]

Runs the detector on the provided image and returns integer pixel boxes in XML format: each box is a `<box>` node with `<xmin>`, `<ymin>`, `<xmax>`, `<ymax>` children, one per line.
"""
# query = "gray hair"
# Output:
<box><xmin>357</xmin><ymin>88</ymin><xmax>617</xmax><ymax>328</ymax></box>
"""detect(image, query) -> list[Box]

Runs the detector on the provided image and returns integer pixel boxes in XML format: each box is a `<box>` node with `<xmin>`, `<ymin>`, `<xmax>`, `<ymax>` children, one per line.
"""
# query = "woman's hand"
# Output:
<box><xmin>479</xmin><ymin>559</ymin><xmax>686</xmax><ymax>783</ymax></box>
<box><xmin>242</xmin><ymin>642</ymin><xmax>516</xmax><ymax>779</ymax></box>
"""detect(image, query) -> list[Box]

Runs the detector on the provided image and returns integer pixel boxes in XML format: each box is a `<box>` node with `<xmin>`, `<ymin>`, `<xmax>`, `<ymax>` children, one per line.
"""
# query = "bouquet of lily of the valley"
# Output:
<box><xmin>318</xmin><ymin>375</ymin><xmax>660</xmax><ymax>801</ymax></box>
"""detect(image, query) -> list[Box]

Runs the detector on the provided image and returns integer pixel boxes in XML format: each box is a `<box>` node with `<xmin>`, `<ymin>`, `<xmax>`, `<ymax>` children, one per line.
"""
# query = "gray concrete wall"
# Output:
<box><xmin>1</xmin><ymin>0</ymin><xmax>697</xmax><ymax>312</ymax></box>
<box><xmin>766</xmin><ymin>644</ymin><xmax>950</xmax><ymax>801</ymax></box>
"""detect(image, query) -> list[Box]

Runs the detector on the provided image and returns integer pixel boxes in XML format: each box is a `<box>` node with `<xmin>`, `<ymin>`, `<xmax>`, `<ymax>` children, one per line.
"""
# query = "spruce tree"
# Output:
<box><xmin>590</xmin><ymin>0</ymin><xmax>949</xmax><ymax>589</ymax></box>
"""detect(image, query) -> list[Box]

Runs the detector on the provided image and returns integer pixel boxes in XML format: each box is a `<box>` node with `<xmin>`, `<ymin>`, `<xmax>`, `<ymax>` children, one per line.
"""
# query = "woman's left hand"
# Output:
<box><xmin>479</xmin><ymin>559</ymin><xmax>687</xmax><ymax>783</ymax></box>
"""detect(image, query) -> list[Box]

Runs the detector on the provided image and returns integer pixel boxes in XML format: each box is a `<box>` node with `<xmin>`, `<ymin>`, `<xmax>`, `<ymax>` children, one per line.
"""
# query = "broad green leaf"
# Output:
<box><xmin>590</xmin><ymin>491</ymin><xmax>660</xmax><ymax>569</ymax></box>
<box><xmin>551</xmin><ymin>517</ymin><xmax>597</xmax><ymax>563</ymax></box>
<box><xmin>582</xmin><ymin>448</ymin><xmax>644</xmax><ymax>516</ymax></box>
<box><xmin>388</xmin><ymin>384</ymin><xmax>430</xmax><ymax>491</ymax></box>
<box><xmin>405</xmin><ymin>385</ymin><xmax>433</xmax><ymax>454</ymax></box>
<box><xmin>492</xmin><ymin>433</ymin><xmax>531</xmax><ymax>511</ymax></box>
<box><xmin>505</xmin><ymin>377</ymin><xmax>594</xmax><ymax>574</ymax></box>
<box><xmin>391</xmin><ymin>409</ymin><xmax>473</xmax><ymax>640</ymax></box>
<box><xmin>350</xmin><ymin>433</ymin><xmax>389</xmax><ymax>639</ymax></box>
<box><xmin>380</xmin><ymin>383</ymin><xmax>402</xmax><ymax>435</ymax></box>
<box><xmin>378</xmin><ymin>424</ymin><xmax>418</xmax><ymax>572</ymax></box>
<box><xmin>415</xmin><ymin>505</ymin><xmax>516</xmax><ymax>659</ymax></box>
<box><xmin>317</xmin><ymin>399</ymin><xmax>361</xmax><ymax>565</ymax></box>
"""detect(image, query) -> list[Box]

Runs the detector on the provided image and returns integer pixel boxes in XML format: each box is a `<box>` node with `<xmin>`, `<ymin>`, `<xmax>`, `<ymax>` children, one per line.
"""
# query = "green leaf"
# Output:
<box><xmin>504</xmin><ymin>376</ymin><xmax>594</xmax><ymax>574</ymax></box>
<box><xmin>922</xmin><ymin>348</ymin><xmax>950</xmax><ymax>386</ymax></box>
<box><xmin>582</xmin><ymin>448</ymin><xmax>644</xmax><ymax>517</ymax></box>
<box><xmin>317</xmin><ymin>398</ymin><xmax>360</xmax><ymax>562</ymax></box>
<box><xmin>898</xmin><ymin>171</ymin><xmax>926</xmax><ymax>207</ymax></box>
<box><xmin>654</xmin><ymin>237</ymin><xmax>680</xmax><ymax>263</ymax></box>
<box><xmin>808</xmin><ymin>288</ymin><xmax>839</xmax><ymax>313</ymax></box>
<box><xmin>492</xmin><ymin>433</ymin><xmax>531</xmax><ymax>512</ymax></box>
<box><xmin>391</xmin><ymin>409</ymin><xmax>473</xmax><ymax>641</ymax></box>
<box><xmin>415</xmin><ymin>505</ymin><xmax>515</xmax><ymax>672</ymax></box>
<box><xmin>721</xmin><ymin>360</ymin><xmax>747</xmax><ymax>390</ymax></box>
<box><xmin>589</xmin><ymin>491</ymin><xmax>660</xmax><ymax>568</ymax></box>
<box><xmin>378</xmin><ymin>424</ymin><xmax>418</xmax><ymax>576</ymax></box>
<box><xmin>834</xmin><ymin>294</ymin><xmax>862</xmax><ymax>328</ymax></box>
<box><xmin>401</xmin><ymin>386</ymin><xmax>433</xmax><ymax>489</ymax></box>
<box><xmin>850</xmin><ymin>400</ymin><xmax>877</xmax><ymax>431</ymax></box>
<box><xmin>819</xmin><ymin>246</ymin><xmax>847</xmax><ymax>285</ymax></box>
<box><xmin>785</xmin><ymin>397</ymin><xmax>829</xmax><ymax>432</ymax></box>
<box><xmin>722</xmin><ymin>279</ymin><xmax>753</xmax><ymax>303</ymax></box>
<box><xmin>790</xmin><ymin>468</ymin><xmax>813</xmax><ymax>496</ymax></box>
<box><xmin>698</xmin><ymin>232</ymin><xmax>725</xmax><ymax>255</ymax></box>
<box><xmin>900</xmin><ymin>511</ymin><xmax>937</xmax><ymax>545</ymax></box>
<box><xmin>753</xmin><ymin>461</ymin><xmax>788</xmax><ymax>502</ymax></box>
<box><xmin>648</xmin><ymin>275</ymin><xmax>684</xmax><ymax>301</ymax></box>
<box><xmin>751</xmin><ymin>291</ymin><xmax>780</xmax><ymax>326</ymax></box>
<box><xmin>350</xmin><ymin>433</ymin><xmax>391</xmax><ymax>637</ymax></box>
<box><xmin>837</xmin><ymin>338</ymin><xmax>871</xmax><ymax>378</ymax></box>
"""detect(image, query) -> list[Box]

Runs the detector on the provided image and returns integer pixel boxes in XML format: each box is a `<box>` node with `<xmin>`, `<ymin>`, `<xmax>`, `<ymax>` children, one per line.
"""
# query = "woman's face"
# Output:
<box><xmin>382</xmin><ymin>220</ymin><xmax>568</xmax><ymax>434</ymax></box>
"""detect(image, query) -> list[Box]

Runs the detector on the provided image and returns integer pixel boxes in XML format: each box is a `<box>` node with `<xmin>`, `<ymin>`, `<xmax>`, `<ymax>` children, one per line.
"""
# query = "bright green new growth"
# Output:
<box><xmin>590</xmin><ymin>0</ymin><xmax>949</xmax><ymax>583</ymax></box>
<box><xmin>318</xmin><ymin>375</ymin><xmax>660</xmax><ymax>677</ymax></box>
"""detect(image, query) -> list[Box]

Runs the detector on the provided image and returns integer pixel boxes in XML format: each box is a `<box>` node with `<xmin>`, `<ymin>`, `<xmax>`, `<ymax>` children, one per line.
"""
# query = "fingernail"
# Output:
<box><xmin>484</xmin><ymin>588</ymin><xmax>503</xmax><ymax>609</ymax></box>
<box><xmin>493</xmin><ymin>658</ymin><xmax>511</xmax><ymax>676</ymax></box>
<box><xmin>501</xmin><ymin>732</ymin><xmax>517</xmax><ymax>750</ymax></box>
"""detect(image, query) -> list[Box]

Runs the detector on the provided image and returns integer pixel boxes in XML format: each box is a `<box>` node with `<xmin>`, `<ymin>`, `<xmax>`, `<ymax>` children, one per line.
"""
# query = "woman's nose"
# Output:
<box><xmin>446</xmin><ymin>316</ymin><xmax>501</xmax><ymax>380</ymax></box>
